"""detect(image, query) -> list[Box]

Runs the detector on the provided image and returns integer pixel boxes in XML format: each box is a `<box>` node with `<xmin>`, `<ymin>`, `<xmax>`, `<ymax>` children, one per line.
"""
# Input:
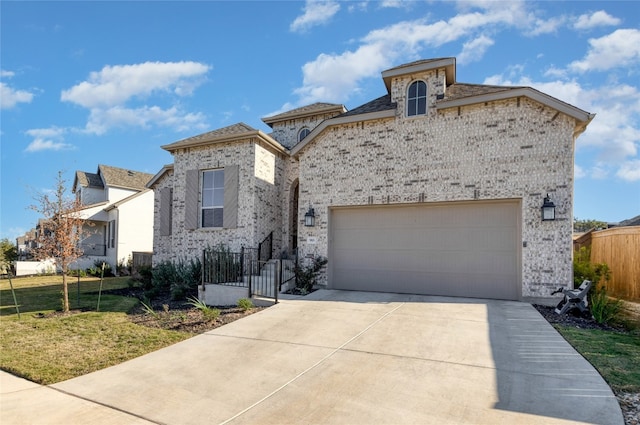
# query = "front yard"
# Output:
<box><xmin>0</xmin><ymin>275</ymin><xmax>260</xmax><ymax>384</ymax></box>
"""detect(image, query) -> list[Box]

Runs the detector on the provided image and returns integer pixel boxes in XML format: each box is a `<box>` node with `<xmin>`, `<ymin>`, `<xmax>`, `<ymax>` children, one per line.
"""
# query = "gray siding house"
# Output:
<box><xmin>148</xmin><ymin>57</ymin><xmax>594</xmax><ymax>300</ymax></box>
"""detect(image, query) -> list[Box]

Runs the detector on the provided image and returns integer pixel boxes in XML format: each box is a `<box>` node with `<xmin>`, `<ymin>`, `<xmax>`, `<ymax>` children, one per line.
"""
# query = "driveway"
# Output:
<box><xmin>1</xmin><ymin>290</ymin><xmax>623</xmax><ymax>424</ymax></box>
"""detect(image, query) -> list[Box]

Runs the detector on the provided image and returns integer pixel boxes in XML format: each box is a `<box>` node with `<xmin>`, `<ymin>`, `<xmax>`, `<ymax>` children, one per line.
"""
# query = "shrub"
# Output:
<box><xmin>187</xmin><ymin>296</ymin><xmax>220</xmax><ymax>321</ymax></box>
<box><xmin>150</xmin><ymin>258</ymin><xmax>201</xmax><ymax>300</ymax></box>
<box><xmin>293</xmin><ymin>256</ymin><xmax>328</xmax><ymax>294</ymax></box>
<box><xmin>237</xmin><ymin>298</ymin><xmax>253</xmax><ymax>311</ymax></box>
<box><xmin>590</xmin><ymin>283</ymin><xmax>623</xmax><ymax>325</ymax></box>
<box><xmin>573</xmin><ymin>247</ymin><xmax>610</xmax><ymax>288</ymax></box>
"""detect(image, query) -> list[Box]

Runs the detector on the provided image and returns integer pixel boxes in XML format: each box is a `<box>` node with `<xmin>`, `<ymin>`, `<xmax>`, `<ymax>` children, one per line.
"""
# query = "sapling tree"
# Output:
<box><xmin>30</xmin><ymin>171</ymin><xmax>91</xmax><ymax>312</ymax></box>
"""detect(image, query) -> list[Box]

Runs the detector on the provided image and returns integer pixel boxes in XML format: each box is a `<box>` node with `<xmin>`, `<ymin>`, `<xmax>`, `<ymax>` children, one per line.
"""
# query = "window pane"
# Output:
<box><xmin>213</xmin><ymin>187</ymin><xmax>224</xmax><ymax>205</ymax></box>
<box><xmin>202</xmin><ymin>189</ymin><xmax>214</xmax><ymax>207</ymax></box>
<box><xmin>202</xmin><ymin>209</ymin><xmax>214</xmax><ymax>227</ymax></box>
<box><xmin>408</xmin><ymin>82</ymin><xmax>417</xmax><ymax>98</ymax></box>
<box><xmin>417</xmin><ymin>100</ymin><xmax>426</xmax><ymax>115</ymax></box>
<box><xmin>417</xmin><ymin>81</ymin><xmax>426</xmax><ymax>96</ymax></box>
<box><xmin>213</xmin><ymin>170</ymin><xmax>224</xmax><ymax>187</ymax></box>
<box><xmin>203</xmin><ymin>171</ymin><xmax>214</xmax><ymax>188</ymax></box>
<box><xmin>408</xmin><ymin>99</ymin><xmax>417</xmax><ymax>116</ymax></box>
<box><xmin>213</xmin><ymin>208</ymin><xmax>223</xmax><ymax>227</ymax></box>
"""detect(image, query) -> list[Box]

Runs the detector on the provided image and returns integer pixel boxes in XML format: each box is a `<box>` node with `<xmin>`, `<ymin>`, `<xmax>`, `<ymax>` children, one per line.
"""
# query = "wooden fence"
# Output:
<box><xmin>589</xmin><ymin>226</ymin><xmax>639</xmax><ymax>301</ymax></box>
<box><xmin>132</xmin><ymin>251</ymin><xmax>153</xmax><ymax>270</ymax></box>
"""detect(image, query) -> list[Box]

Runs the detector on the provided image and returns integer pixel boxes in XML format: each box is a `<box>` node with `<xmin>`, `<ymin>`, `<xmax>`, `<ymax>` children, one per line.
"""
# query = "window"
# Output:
<box><xmin>407</xmin><ymin>80</ymin><xmax>427</xmax><ymax>116</ymax></box>
<box><xmin>201</xmin><ymin>169</ymin><xmax>224</xmax><ymax>227</ymax></box>
<box><xmin>298</xmin><ymin>128</ymin><xmax>311</xmax><ymax>142</ymax></box>
<box><xmin>108</xmin><ymin>220</ymin><xmax>116</xmax><ymax>248</ymax></box>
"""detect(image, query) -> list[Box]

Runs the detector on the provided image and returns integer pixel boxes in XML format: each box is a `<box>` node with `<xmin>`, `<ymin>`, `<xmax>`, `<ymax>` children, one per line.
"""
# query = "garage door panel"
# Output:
<box><xmin>330</xmin><ymin>201</ymin><xmax>520</xmax><ymax>300</ymax></box>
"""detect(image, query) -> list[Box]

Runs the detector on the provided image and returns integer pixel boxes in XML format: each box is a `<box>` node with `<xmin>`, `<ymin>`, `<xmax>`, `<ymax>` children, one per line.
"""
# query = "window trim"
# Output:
<box><xmin>298</xmin><ymin>128</ymin><xmax>311</xmax><ymax>142</ymax></box>
<box><xmin>200</xmin><ymin>169</ymin><xmax>224</xmax><ymax>228</ymax></box>
<box><xmin>407</xmin><ymin>80</ymin><xmax>427</xmax><ymax>117</ymax></box>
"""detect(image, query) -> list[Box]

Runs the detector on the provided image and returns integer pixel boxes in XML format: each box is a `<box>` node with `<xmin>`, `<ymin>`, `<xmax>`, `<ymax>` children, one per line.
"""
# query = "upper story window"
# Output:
<box><xmin>298</xmin><ymin>128</ymin><xmax>311</xmax><ymax>142</ymax></box>
<box><xmin>407</xmin><ymin>80</ymin><xmax>427</xmax><ymax>116</ymax></box>
<box><xmin>201</xmin><ymin>169</ymin><xmax>224</xmax><ymax>227</ymax></box>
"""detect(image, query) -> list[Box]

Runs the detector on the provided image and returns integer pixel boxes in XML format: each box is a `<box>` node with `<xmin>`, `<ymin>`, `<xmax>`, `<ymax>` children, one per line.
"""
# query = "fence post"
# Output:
<box><xmin>275</xmin><ymin>260</ymin><xmax>281</xmax><ymax>304</ymax></box>
<box><xmin>201</xmin><ymin>249</ymin><xmax>205</xmax><ymax>292</ymax></box>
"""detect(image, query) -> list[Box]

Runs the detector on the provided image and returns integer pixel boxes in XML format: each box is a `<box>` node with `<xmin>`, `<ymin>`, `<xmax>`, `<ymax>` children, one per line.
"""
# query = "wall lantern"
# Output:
<box><xmin>541</xmin><ymin>194</ymin><xmax>556</xmax><ymax>221</ymax></box>
<box><xmin>304</xmin><ymin>205</ymin><xmax>316</xmax><ymax>227</ymax></box>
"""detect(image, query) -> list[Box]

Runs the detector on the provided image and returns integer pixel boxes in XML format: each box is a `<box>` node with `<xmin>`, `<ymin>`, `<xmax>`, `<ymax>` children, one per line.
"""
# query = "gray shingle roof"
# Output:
<box><xmin>97</xmin><ymin>165</ymin><xmax>154</xmax><ymax>190</ymax></box>
<box><xmin>162</xmin><ymin>123</ymin><xmax>258</xmax><ymax>151</ymax></box>
<box><xmin>442</xmin><ymin>83</ymin><xmax>526</xmax><ymax>102</ymax></box>
<box><xmin>262</xmin><ymin>103</ymin><xmax>346</xmax><ymax>126</ymax></box>
<box><xmin>76</xmin><ymin>171</ymin><xmax>104</xmax><ymax>189</ymax></box>
<box><xmin>340</xmin><ymin>95</ymin><xmax>396</xmax><ymax>117</ymax></box>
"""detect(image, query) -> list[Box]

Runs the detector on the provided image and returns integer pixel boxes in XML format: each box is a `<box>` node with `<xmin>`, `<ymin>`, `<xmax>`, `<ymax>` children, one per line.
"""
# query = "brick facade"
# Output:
<box><xmin>149</xmin><ymin>58</ymin><xmax>592</xmax><ymax>300</ymax></box>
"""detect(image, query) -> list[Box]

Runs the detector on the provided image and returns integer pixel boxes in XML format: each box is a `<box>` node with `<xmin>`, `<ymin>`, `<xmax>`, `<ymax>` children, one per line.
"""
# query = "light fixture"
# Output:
<box><xmin>541</xmin><ymin>194</ymin><xmax>556</xmax><ymax>221</ymax></box>
<box><xmin>304</xmin><ymin>205</ymin><xmax>315</xmax><ymax>227</ymax></box>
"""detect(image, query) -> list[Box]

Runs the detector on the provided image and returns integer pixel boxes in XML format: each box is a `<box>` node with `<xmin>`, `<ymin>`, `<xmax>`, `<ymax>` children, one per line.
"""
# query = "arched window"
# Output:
<box><xmin>298</xmin><ymin>128</ymin><xmax>311</xmax><ymax>142</ymax></box>
<box><xmin>407</xmin><ymin>81</ymin><xmax>427</xmax><ymax>116</ymax></box>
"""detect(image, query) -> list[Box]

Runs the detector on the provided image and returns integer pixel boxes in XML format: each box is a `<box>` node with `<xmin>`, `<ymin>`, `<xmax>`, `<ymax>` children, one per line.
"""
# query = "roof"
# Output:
<box><xmin>340</xmin><ymin>95</ymin><xmax>396</xmax><ymax>118</ymax></box>
<box><xmin>74</xmin><ymin>165</ymin><xmax>153</xmax><ymax>192</ymax></box>
<box><xmin>262</xmin><ymin>103</ymin><xmax>346</xmax><ymax>127</ymax></box>
<box><xmin>97</xmin><ymin>165</ymin><xmax>154</xmax><ymax>190</ymax></box>
<box><xmin>75</xmin><ymin>170</ymin><xmax>104</xmax><ymax>189</ymax></box>
<box><xmin>161</xmin><ymin>122</ymin><xmax>286</xmax><ymax>154</ymax></box>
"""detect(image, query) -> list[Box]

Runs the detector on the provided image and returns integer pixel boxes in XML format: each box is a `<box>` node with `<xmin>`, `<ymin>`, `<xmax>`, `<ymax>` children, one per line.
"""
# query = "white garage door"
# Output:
<box><xmin>329</xmin><ymin>201</ymin><xmax>520</xmax><ymax>300</ymax></box>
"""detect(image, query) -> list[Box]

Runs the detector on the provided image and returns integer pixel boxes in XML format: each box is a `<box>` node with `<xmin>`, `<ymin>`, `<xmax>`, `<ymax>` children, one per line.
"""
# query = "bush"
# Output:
<box><xmin>187</xmin><ymin>296</ymin><xmax>220</xmax><ymax>321</ymax></box>
<box><xmin>573</xmin><ymin>247</ymin><xmax>610</xmax><ymax>288</ymax></box>
<box><xmin>237</xmin><ymin>298</ymin><xmax>253</xmax><ymax>311</ymax></box>
<box><xmin>293</xmin><ymin>256</ymin><xmax>328</xmax><ymax>294</ymax></box>
<box><xmin>87</xmin><ymin>260</ymin><xmax>113</xmax><ymax>277</ymax></box>
<box><xmin>590</xmin><ymin>283</ymin><xmax>623</xmax><ymax>325</ymax></box>
<box><xmin>150</xmin><ymin>258</ymin><xmax>201</xmax><ymax>300</ymax></box>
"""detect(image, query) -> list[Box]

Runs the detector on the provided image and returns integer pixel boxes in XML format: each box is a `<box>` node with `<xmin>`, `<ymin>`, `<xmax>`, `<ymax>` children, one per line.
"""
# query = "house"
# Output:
<box><xmin>72</xmin><ymin>164</ymin><xmax>155</xmax><ymax>272</ymax></box>
<box><xmin>148</xmin><ymin>57</ymin><xmax>594</xmax><ymax>301</ymax></box>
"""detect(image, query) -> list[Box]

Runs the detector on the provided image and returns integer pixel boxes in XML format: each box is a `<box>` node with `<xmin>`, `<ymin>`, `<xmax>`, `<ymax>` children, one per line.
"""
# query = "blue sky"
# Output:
<box><xmin>1</xmin><ymin>1</ymin><xmax>639</xmax><ymax>241</ymax></box>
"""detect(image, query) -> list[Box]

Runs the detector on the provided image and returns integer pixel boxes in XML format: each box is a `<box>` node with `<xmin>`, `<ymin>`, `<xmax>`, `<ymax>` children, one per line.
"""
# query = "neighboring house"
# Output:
<box><xmin>148</xmin><ymin>57</ymin><xmax>594</xmax><ymax>301</ymax></box>
<box><xmin>72</xmin><ymin>164</ymin><xmax>155</xmax><ymax>272</ymax></box>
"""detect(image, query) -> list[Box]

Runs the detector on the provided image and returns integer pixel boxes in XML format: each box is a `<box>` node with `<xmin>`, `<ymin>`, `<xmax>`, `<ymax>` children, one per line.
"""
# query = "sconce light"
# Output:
<box><xmin>304</xmin><ymin>205</ymin><xmax>315</xmax><ymax>227</ymax></box>
<box><xmin>541</xmin><ymin>194</ymin><xmax>556</xmax><ymax>221</ymax></box>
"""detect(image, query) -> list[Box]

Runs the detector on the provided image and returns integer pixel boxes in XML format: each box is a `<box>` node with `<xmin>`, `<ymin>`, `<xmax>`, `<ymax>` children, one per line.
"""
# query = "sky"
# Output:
<box><xmin>1</xmin><ymin>0</ymin><xmax>639</xmax><ymax>241</ymax></box>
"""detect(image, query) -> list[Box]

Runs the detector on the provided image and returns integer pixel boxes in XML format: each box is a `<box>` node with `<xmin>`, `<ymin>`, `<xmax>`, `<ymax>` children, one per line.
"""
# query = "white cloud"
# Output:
<box><xmin>292</xmin><ymin>2</ymin><xmax>542</xmax><ymax>105</ymax></box>
<box><xmin>457</xmin><ymin>35</ymin><xmax>494</xmax><ymax>65</ymax></box>
<box><xmin>573</xmin><ymin>10</ymin><xmax>621</xmax><ymax>30</ymax></box>
<box><xmin>290</xmin><ymin>1</ymin><xmax>341</xmax><ymax>33</ymax></box>
<box><xmin>527</xmin><ymin>16</ymin><xmax>567</xmax><ymax>36</ymax></box>
<box><xmin>1</xmin><ymin>70</ymin><xmax>16</xmax><ymax>77</ymax></box>
<box><xmin>569</xmin><ymin>29</ymin><xmax>640</xmax><ymax>72</ymax></box>
<box><xmin>61</xmin><ymin>61</ymin><xmax>210</xmax><ymax>108</ymax></box>
<box><xmin>574</xmin><ymin>164</ymin><xmax>586</xmax><ymax>179</ymax></box>
<box><xmin>57</xmin><ymin>61</ymin><xmax>210</xmax><ymax>136</ymax></box>
<box><xmin>84</xmin><ymin>105</ymin><xmax>208</xmax><ymax>135</ymax></box>
<box><xmin>24</xmin><ymin>127</ymin><xmax>72</xmax><ymax>152</ymax></box>
<box><xmin>1</xmin><ymin>82</ymin><xmax>35</xmax><ymax>109</ymax></box>
<box><xmin>616</xmin><ymin>160</ymin><xmax>640</xmax><ymax>181</ymax></box>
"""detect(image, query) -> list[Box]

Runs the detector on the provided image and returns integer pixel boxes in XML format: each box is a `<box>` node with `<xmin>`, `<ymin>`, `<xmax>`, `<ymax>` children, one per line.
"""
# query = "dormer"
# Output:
<box><xmin>381</xmin><ymin>57</ymin><xmax>456</xmax><ymax>118</ymax></box>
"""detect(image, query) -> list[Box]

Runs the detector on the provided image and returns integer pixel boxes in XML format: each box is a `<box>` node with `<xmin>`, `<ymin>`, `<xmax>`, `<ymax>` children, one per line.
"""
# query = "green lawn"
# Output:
<box><xmin>0</xmin><ymin>275</ymin><xmax>190</xmax><ymax>384</ymax></box>
<box><xmin>553</xmin><ymin>324</ymin><xmax>640</xmax><ymax>393</ymax></box>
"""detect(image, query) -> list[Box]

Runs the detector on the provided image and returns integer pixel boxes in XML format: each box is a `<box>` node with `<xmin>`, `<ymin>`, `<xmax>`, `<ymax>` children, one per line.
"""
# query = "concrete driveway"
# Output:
<box><xmin>1</xmin><ymin>290</ymin><xmax>623</xmax><ymax>424</ymax></box>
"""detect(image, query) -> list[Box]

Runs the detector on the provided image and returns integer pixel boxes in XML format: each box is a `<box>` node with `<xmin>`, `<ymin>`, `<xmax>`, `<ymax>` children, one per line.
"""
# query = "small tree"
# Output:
<box><xmin>30</xmin><ymin>171</ymin><xmax>90</xmax><ymax>312</ymax></box>
<box><xmin>0</xmin><ymin>238</ymin><xmax>17</xmax><ymax>275</ymax></box>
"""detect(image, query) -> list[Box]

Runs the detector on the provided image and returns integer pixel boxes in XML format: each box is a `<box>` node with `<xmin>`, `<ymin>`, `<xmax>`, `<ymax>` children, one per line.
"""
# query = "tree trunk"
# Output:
<box><xmin>61</xmin><ymin>270</ymin><xmax>70</xmax><ymax>312</ymax></box>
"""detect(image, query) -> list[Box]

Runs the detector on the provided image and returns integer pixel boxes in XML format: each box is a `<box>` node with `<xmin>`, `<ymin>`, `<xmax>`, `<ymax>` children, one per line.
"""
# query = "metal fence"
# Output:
<box><xmin>202</xmin><ymin>244</ymin><xmax>297</xmax><ymax>302</ymax></box>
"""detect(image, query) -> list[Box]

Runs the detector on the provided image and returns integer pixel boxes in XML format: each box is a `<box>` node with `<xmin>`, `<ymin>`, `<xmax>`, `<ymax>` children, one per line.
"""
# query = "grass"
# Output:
<box><xmin>553</xmin><ymin>324</ymin><xmax>640</xmax><ymax>393</ymax></box>
<box><xmin>0</xmin><ymin>275</ymin><xmax>190</xmax><ymax>384</ymax></box>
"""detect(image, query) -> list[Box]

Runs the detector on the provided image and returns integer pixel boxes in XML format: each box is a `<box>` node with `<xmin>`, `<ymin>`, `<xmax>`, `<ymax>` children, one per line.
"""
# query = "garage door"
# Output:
<box><xmin>329</xmin><ymin>201</ymin><xmax>520</xmax><ymax>300</ymax></box>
